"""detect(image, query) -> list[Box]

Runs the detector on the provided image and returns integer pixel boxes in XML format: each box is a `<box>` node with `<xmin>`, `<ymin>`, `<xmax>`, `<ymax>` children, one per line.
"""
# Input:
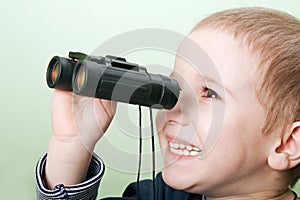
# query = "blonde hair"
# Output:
<box><xmin>192</xmin><ymin>7</ymin><xmax>300</xmax><ymax>186</ymax></box>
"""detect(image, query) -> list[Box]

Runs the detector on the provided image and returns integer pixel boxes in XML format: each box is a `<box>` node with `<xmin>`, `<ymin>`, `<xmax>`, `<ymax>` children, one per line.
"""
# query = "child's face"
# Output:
<box><xmin>156</xmin><ymin>28</ymin><xmax>277</xmax><ymax>195</ymax></box>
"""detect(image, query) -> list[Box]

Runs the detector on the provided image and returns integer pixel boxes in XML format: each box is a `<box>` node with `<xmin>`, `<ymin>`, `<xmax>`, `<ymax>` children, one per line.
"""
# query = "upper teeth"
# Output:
<box><xmin>169</xmin><ymin>142</ymin><xmax>201</xmax><ymax>156</ymax></box>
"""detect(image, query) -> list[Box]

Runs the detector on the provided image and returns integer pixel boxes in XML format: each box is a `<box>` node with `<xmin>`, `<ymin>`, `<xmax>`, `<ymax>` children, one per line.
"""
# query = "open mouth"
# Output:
<box><xmin>169</xmin><ymin>141</ymin><xmax>201</xmax><ymax>156</ymax></box>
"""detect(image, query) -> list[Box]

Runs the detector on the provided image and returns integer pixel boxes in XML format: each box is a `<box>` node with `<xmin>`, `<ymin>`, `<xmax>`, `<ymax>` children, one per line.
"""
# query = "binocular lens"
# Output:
<box><xmin>46</xmin><ymin>56</ymin><xmax>74</xmax><ymax>90</ymax></box>
<box><xmin>51</xmin><ymin>62</ymin><xmax>60</xmax><ymax>85</ymax></box>
<box><xmin>75</xmin><ymin>67</ymin><xmax>87</xmax><ymax>92</ymax></box>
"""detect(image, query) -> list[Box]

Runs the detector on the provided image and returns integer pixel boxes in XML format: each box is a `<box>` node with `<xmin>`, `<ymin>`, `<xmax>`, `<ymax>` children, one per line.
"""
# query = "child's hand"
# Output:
<box><xmin>45</xmin><ymin>89</ymin><xmax>116</xmax><ymax>188</ymax></box>
<box><xmin>51</xmin><ymin>89</ymin><xmax>116</xmax><ymax>152</ymax></box>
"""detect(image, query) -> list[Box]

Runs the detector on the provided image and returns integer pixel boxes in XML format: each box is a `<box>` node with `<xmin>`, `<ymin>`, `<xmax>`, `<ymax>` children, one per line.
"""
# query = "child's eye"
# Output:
<box><xmin>201</xmin><ymin>86</ymin><xmax>221</xmax><ymax>100</ymax></box>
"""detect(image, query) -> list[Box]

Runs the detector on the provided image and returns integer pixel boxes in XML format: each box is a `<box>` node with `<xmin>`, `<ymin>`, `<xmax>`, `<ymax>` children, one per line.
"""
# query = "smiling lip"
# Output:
<box><xmin>168</xmin><ymin>140</ymin><xmax>202</xmax><ymax>157</ymax></box>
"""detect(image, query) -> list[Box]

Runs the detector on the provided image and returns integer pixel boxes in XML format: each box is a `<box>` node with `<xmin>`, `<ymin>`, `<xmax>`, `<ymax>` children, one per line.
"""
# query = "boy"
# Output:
<box><xmin>36</xmin><ymin>7</ymin><xmax>300</xmax><ymax>199</ymax></box>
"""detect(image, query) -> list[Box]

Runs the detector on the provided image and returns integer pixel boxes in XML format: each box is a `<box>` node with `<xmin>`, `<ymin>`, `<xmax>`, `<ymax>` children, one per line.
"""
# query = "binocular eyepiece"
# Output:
<box><xmin>46</xmin><ymin>52</ymin><xmax>180</xmax><ymax>109</ymax></box>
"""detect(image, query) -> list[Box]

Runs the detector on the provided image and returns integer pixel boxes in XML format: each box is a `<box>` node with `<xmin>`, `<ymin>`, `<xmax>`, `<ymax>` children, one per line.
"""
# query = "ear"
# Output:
<box><xmin>268</xmin><ymin>122</ymin><xmax>300</xmax><ymax>171</ymax></box>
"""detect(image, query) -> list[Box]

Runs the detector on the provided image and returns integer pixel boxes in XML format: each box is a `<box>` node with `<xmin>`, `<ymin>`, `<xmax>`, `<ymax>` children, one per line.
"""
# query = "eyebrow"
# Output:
<box><xmin>201</xmin><ymin>75</ymin><xmax>236</xmax><ymax>100</ymax></box>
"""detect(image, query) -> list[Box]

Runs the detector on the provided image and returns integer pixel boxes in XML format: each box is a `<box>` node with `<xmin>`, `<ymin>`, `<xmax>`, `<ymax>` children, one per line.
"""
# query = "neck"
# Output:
<box><xmin>205</xmin><ymin>189</ymin><xmax>296</xmax><ymax>200</ymax></box>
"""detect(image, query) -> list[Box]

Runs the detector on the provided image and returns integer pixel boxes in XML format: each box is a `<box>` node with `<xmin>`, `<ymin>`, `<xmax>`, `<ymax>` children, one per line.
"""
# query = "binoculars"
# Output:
<box><xmin>46</xmin><ymin>52</ymin><xmax>180</xmax><ymax>109</ymax></box>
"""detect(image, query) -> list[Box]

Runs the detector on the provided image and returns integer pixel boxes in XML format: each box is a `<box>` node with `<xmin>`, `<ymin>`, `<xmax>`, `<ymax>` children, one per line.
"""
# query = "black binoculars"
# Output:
<box><xmin>46</xmin><ymin>52</ymin><xmax>180</xmax><ymax>109</ymax></box>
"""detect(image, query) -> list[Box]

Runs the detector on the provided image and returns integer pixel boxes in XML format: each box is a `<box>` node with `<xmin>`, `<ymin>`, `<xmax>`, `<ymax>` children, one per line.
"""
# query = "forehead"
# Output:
<box><xmin>174</xmin><ymin>28</ymin><xmax>258</xmax><ymax>90</ymax></box>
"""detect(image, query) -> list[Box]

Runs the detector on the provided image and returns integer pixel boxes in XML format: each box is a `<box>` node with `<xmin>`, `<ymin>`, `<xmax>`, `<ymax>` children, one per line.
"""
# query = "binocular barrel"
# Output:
<box><xmin>46</xmin><ymin>52</ymin><xmax>180</xmax><ymax>109</ymax></box>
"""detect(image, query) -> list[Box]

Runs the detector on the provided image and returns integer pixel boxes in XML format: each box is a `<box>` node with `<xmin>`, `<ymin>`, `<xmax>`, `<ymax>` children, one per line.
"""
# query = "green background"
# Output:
<box><xmin>0</xmin><ymin>0</ymin><xmax>299</xmax><ymax>199</ymax></box>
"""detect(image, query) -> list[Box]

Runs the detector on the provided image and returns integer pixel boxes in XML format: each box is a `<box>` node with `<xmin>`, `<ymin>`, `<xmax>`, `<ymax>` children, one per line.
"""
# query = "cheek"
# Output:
<box><xmin>196</xmin><ymin>102</ymin><xmax>223</xmax><ymax>145</ymax></box>
<box><xmin>212</xmin><ymin>103</ymin><xmax>267</xmax><ymax>168</ymax></box>
<box><xmin>224</xmin><ymin>101</ymin><xmax>265</xmax><ymax>146</ymax></box>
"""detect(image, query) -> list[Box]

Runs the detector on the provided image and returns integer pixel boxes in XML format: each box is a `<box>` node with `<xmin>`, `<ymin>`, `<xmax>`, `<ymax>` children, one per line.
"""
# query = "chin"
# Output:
<box><xmin>162</xmin><ymin>167</ymin><xmax>197</xmax><ymax>192</ymax></box>
<box><xmin>162</xmin><ymin>169</ymin><xmax>186</xmax><ymax>190</ymax></box>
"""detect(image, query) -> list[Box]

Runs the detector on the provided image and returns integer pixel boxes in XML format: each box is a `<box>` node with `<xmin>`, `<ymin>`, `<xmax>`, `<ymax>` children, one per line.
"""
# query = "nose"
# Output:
<box><xmin>165</xmin><ymin>96</ymin><xmax>186</xmax><ymax>125</ymax></box>
<box><xmin>157</xmin><ymin>86</ymin><xmax>195</xmax><ymax>128</ymax></box>
<box><xmin>155</xmin><ymin>100</ymin><xmax>185</xmax><ymax>134</ymax></box>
